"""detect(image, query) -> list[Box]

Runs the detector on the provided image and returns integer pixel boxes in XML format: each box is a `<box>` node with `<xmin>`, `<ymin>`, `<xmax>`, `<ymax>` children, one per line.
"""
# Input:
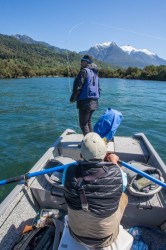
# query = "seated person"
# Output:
<box><xmin>63</xmin><ymin>132</ymin><xmax>128</xmax><ymax>249</ymax></box>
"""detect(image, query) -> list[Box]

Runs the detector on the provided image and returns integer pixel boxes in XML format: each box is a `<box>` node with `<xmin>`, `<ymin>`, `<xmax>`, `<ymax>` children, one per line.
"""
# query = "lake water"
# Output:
<box><xmin>0</xmin><ymin>77</ymin><xmax>166</xmax><ymax>202</ymax></box>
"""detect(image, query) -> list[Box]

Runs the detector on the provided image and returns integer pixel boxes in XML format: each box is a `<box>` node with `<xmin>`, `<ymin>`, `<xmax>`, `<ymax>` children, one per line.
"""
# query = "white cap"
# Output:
<box><xmin>81</xmin><ymin>132</ymin><xmax>107</xmax><ymax>161</ymax></box>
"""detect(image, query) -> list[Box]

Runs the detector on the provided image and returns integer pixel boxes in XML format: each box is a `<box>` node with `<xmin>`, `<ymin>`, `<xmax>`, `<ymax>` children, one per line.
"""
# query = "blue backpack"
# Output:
<box><xmin>94</xmin><ymin>108</ymin><xmax>123</xmax><ymax>141</ymax></box>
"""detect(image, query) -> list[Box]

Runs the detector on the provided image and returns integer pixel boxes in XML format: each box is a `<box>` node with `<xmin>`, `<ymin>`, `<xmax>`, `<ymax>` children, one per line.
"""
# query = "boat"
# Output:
<box><xmin>0</xmin><ymin>128</ymin><xmax>166</xmax><ymax>250</ymax></box>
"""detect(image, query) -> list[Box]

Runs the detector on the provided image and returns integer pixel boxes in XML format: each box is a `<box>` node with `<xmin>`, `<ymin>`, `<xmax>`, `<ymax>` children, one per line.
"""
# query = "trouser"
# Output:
<box><xmin>79</xmin><ymin>109</ymin><xmax>95</xmax><ymax>136</ymax></box>
<box><xmin>68</xmin><ymin>193</ymin><xmax>128</xmax><ymax>249</ymax></box>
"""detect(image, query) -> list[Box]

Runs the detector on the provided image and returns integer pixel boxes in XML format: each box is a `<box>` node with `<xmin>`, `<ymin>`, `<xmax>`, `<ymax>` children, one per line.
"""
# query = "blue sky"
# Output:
<box><xmin>1</xmin><ymin>0</ymin><xmax>166</xmax><ymax>59</ymax></box>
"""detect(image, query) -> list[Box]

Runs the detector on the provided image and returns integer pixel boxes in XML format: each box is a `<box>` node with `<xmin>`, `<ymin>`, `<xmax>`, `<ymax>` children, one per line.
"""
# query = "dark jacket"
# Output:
<box><xmin>70</xmin><ymin>63</ymin><xmax>100</xmax><ymax>110</ymax></box>
<box><xmin>64</xmin><ymin>162</ymin><xmax>123</xmax><ymax>218</ymax></box>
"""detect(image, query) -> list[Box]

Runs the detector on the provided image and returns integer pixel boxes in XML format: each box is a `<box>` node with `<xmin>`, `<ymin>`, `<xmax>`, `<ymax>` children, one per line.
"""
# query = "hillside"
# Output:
<box><xmin>12</xmin><ymin>34</ymin><xmax>65</xmax><ymax>53</ymax></box>
<box><xmin>0</xmin><ymin>34</ymin><xmax>109</xmax><ymax>78</ymax></box>
<box><xmin>0</xmin><ymin>34</ymin><xmax>83</xmax><ymax>78</ymax></box>
<box><xmin>0</xmin><ymin>34</ymin><xmax>166</xmax><ymax>81</ymax></box>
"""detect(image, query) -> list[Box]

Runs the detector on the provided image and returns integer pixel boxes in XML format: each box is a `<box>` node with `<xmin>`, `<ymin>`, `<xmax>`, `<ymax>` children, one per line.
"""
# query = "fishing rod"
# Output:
<box><xmin>0</xmin><ymin>162</ymin><xmax>77</xmax><ymax>186</ymax></box>
<box><xmin>0</xmin><ymin>160</ymin><xmax>166</xmax><ymax>189</ymax></box>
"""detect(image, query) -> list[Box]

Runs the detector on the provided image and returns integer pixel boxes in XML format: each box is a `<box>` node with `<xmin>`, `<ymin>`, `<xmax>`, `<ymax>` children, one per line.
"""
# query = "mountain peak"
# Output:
<box><xmin>94</xmin><ymin>41</ymin><xmax>117</xmax><ymax>48</ymax></box>
<box><xmin>120</xmin><ymin>45</ymin><xmax>137</xmax><ymax>53</ymax></box>
<box><xmin>81</xmin><ymin>42</ymin><xmax>166</xmax><ymax>68</ymax></box>
<box><xmin>12</xmin><ymin>34</ymin><xmax>66</xmax><ymax>53</ymax></box>
<box><xmin>13</xmin><ymin>34</ymin><xmax>36</xmax><ymax>44</ymax></box>
<box><xmin>121</xmin><ymin>45</ymin><xmax>156</xmax><ymax>56</ymax></box>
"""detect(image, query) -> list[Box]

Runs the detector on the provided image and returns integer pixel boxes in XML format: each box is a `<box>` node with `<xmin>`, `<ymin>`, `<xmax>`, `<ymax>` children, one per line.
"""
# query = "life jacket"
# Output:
<box><xmin>64</xmin><ymin>162</ymin><xmax>123</xmax><ymax>217</ymax></box>
<box><xmin>77</xmin><ymin>68</ymin><xmax>99</xmax><ymax>101</ymax></box>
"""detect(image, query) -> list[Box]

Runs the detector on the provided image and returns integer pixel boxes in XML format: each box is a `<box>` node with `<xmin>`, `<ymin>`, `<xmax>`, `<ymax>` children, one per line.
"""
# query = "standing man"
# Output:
<box><xmin>70</xmin><ymin>55</ymin><xmax>100</xmax><ymax>136</ymax></box>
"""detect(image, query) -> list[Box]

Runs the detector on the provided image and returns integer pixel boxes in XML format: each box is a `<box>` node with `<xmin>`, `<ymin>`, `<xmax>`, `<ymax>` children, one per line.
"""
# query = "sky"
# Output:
<box><xmin>0</xmin><ymin>0</ymin><xmax>166</xmax><ymax>59</ymax></box>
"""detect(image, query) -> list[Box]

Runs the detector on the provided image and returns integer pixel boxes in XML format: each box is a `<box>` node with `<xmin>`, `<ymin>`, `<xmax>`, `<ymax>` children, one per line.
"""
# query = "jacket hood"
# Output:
<box><xmin>87</xmin><ymin>63</ymin><xmax>98</xmax><ymax>73</ymax></box>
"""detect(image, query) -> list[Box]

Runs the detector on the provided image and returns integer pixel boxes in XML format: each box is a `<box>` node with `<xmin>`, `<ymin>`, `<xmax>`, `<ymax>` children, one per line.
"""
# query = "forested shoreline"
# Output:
<box><xmin>0</xmin><ymin>34</ymin><xmax>166</xmax><ymax>81</ymax></box>
<box><xmin>1</xmin><ymin>59</ymin><xmax>166</xmax><ymax>81</ymax></box>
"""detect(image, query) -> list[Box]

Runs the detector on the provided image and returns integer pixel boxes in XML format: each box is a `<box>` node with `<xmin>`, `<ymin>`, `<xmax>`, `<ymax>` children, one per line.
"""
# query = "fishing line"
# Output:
<box><xmin>65</xmin><ymin>23</ymin><xmax>86</xmax><ymax>132</ymax></box>
<box><xmin>65</xmin><ymin>53</ymin><xmax>80</xmax><ymax>132</ymax></box>
<box><xmin>65</xmin><ymin>21</ymin><xmax>101</xmax><ymax>133</ymax></box>
<box><xmin>65</xmin><ymin>49</ymin><xmax>72</xmax><ymax>93</ymax></box>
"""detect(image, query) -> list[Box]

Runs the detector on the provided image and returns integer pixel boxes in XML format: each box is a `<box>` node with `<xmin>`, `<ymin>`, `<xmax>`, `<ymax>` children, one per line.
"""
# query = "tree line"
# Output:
<box><xmin>0</xmin><ymin>34</ymin><xmax>166</xmax><ymax>81</ymax></box>
<box><xmin>0</xmin><ymin>59</ymin><xmax>166</xmax><ymax>81</ymax></box>
<box><xmin>99</xmin><ymin>65</ymin><xmax>166</xmax><ymax>81</ymax></box>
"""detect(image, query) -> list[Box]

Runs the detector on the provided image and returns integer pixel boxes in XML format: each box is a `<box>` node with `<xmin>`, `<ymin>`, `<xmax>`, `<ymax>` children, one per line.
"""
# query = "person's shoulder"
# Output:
<box><xmin>80</xmin><ymin>68</ymin><xmax>87</xmax><ymax>74</ymax></box>
<box><xmin>106</xmin><ymin>164</ymin><xmax>122</xmax><ymax>175</ymax></box>
<box><xmin>88</xmin><ymin>63</ymin><xmax>98</xmax><ymax>73</ymax></box>
<box><xmin>65</xmin><ymin>164</ymin><xmax>77</xmax><ymax>178</ymax></box>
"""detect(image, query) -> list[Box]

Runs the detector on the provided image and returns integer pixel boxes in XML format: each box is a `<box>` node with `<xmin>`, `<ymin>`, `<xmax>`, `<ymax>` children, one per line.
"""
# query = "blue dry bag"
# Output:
<box><xmin>94</xmin><ymin>108</ymin><xmax>123</xmax><ymax>141</ymax></box>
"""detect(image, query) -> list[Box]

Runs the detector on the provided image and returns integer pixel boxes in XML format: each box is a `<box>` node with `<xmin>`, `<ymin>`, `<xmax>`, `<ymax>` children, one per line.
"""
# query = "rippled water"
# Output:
<box><xmin>0</xmin><ymin>77</ymin><xmax>165</xmax><ymax>202</ymax></box>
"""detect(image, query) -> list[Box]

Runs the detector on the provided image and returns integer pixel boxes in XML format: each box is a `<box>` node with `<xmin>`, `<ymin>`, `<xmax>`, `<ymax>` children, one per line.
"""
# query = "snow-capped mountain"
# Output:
<box><xmin>120</xmin><ymin>45</ymin><xmax>156</xmax><ymax>56</ymax></box>
<box><xmin>80</xmin><ymin>42</ymin><xmax>166</xmax><ymax>68</ymax></box>
<box><xmin>12</xmin><ymin>35</ymin><xmax>166</xmax><ymax>68</ymax></box>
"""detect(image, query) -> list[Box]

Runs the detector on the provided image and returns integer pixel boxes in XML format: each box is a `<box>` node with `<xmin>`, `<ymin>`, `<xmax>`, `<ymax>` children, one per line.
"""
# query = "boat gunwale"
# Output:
<box><xmin>134</xmin><ymin>133</ymin><xmax>166</xmax><ymax>177</ymax></box>
<box><xmin>0</xmin><ymin>129</ymin><xmax>75</xmax><ymax>217</ymax></box>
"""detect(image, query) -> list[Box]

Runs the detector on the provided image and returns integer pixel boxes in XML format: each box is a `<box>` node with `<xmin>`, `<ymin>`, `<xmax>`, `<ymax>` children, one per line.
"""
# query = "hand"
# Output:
<box><xmin>70</xmin><ymin>99</ymin><xmax>75</xmax><ymax>103</ymax></box>
<box><xmin>104</xmin><ymin>153</ymin><xmax>119</xmax><ymax>165</ymax></box>
<box><xmin>70</xmin><ymin>94</ymin><xmax>77</xmax><ymax>103</ymax></box>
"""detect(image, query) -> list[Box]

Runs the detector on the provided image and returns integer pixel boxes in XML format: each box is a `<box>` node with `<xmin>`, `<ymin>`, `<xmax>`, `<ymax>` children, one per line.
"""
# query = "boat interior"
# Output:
<box><xmin>0</xmin><ymin>129</ymin><xmax>166</xmax><ymax>249</ymax></box>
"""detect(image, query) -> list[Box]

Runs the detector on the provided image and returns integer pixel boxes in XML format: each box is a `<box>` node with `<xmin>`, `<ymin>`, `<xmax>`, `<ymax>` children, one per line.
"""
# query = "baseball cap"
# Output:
<box><xmin>81</xmin><ymin>54</ymin><xmax>93</xmax><ymax>64</ymax></box>
<box><xmin>81</xmin><ymin>132</ymin><xmax>107</xmax><ymax>161</ymax></box>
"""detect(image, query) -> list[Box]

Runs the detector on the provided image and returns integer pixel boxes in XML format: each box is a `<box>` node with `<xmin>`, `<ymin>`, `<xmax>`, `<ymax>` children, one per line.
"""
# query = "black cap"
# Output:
<box><xmin>81</xmin><ymin>54</ymin><xmax>93</xmax><ymax>64</ymax></box>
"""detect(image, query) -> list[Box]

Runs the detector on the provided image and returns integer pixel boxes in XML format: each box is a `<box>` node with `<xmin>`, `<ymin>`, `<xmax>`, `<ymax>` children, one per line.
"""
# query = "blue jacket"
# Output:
<box><xmin>70</xmin><ymin>63</ymin><xmax>100</xmax><ymax>103</ymax></box>
<box><xmin>77</xmin><ymin>67</ymin><xmax>99</xmax><ymax>101</ymax></box>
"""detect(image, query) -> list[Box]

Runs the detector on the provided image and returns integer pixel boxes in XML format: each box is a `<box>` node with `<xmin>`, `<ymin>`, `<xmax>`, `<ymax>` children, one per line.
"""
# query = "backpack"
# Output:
<box><xmin>12</xmin><ymin>210</ymin><xmax>64</xmax><ymax>250</ymax></box>
<box><xmin>94</xmin><ymin>108</ymin><xmax>123</xmax><ymax>141</ymax></box>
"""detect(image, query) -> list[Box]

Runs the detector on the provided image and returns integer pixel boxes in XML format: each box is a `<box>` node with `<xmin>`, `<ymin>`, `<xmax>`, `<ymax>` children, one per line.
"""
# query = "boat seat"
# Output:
<box><xmin>114</xmin><ymin>136</ymin><xmax>149</xmax><ymax>163</ymax></box>
<box><xmin>110</xmin><ymin>225</ymin><xmax>133</xmax><ymax>250</ymax></box>
<box><xmin>59</xmin><ymin>134</ymin><xmax>115</xmax><ymax>160</ymax></box>
<box><xmin>58</xmin><ymin>134</ymin><xmax>83</xmax><ymax>161</ymax></box>
<box><xmin>58</xmin><ymin>217</ymin><xmax>133</xmax><ymax>250</ymax></box>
